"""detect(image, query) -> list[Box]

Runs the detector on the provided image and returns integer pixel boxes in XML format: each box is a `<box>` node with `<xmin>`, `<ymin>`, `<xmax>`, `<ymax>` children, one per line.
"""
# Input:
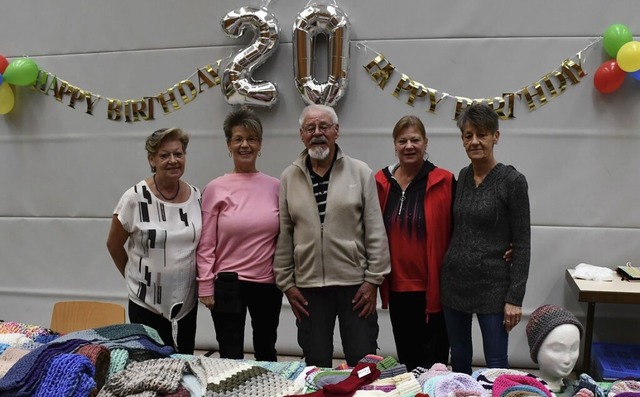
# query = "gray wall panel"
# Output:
<box><xmin>1</xmin><ymin>0</ymin><xmax>640</xmax><ymax>370</ymax></box>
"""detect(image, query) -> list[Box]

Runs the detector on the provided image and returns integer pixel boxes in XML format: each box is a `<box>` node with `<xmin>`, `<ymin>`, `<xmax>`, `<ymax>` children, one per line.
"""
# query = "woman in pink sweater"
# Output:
<box><xmin>196</xmin><ymin>108</ymin><xmax>282</xmax><ymax>360</ymax></box>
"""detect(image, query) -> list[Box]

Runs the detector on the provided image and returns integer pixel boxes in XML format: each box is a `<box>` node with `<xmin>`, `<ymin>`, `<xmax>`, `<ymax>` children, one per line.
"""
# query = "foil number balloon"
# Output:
<box><xmin>220</xmin><ymin>6</ymin><xmax>280</xmax><ymax>107</ymax></box>
<box><xmin>293</xmin><ymin>3</ymin><xmax>351</xmax><ymax>106</ymax></box>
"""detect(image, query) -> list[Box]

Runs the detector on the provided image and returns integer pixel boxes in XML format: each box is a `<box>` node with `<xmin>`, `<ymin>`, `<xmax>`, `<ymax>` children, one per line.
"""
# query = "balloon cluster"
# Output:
<box><xmin>0</xmin><ymin>55</ymin><xmax>40</xmax><ymax>114</ymax></box>
<box><xmin>594</xmin><ymin>24</ymin><xmax>639</xmax><ymax>94</ymax></box>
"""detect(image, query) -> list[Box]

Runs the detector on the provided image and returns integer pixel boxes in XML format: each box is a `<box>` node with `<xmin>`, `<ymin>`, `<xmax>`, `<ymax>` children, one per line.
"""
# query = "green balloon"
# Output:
<box><xmin>603</xmin><ymin>24</ymin><xmax>633</xmax><ymax>58</ymax></box>
<box><xmin>3</xmin><ymin>58</ymin><xmax>39</xmax><ymax>86</ymax></box>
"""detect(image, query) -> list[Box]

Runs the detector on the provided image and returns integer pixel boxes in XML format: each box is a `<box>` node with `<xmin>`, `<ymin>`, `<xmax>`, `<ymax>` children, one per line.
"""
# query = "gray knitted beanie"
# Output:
<box><xmin>526</xmin><ymin>305</ymin><xmax>584</xmax><ymax>363</ymax></box>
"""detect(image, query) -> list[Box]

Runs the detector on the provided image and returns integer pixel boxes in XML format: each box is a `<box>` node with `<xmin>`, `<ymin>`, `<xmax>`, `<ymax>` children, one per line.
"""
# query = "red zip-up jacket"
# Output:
<box><xmin>375</xmin><ymin>165</ymin><xmax>454</xmax><ymax>314</ymax></box>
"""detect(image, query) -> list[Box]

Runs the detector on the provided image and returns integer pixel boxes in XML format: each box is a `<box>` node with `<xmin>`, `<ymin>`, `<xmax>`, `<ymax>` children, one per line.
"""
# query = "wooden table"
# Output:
<box><xmin>565</xmin><ymin>269</ymin><xmax>640</xmax><ymax>374</ymax></box>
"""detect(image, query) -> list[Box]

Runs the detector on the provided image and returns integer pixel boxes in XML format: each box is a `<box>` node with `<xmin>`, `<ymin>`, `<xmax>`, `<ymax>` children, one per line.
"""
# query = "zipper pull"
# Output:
<box><xmin>398</xmin><ymin>191</ymin><xmax>406</xmax><ymax>216</ymax></box>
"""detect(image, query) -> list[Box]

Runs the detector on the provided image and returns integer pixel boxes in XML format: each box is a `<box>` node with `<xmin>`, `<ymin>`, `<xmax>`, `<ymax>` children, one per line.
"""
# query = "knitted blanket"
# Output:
<box><xmin>96</xmin><ymin>356</ymin><xmax>303</xmax><ymax>397</ymax></box>
<box><xmin>0</xmin><ymin>338</ymin><xmax>86</xmax><ymax>397</ymax></box>
<box><xmin>52</xmin><ymin>324</ymin><xmax>174</xmax><ymax>359</ymax></box>
<box><xmin>0</xmin><ymin>324</ymin><xmax>172</xmax><ymax>397</ymax></box>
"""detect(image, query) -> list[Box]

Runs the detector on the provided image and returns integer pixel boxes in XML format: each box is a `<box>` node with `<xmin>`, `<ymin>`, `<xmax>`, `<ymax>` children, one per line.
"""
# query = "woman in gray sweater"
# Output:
<box><xmin>441</xmin><ymin>103</ymin><xmax>531</xmax><ymax>374</ymax></box>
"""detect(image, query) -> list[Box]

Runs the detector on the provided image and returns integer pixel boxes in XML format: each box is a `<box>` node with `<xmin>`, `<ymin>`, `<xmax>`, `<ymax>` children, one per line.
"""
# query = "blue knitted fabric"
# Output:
<box><xmin>0</xmin><ymin>338</ymin><xmax>86</xmax><ymax>397</ymax></box>
<box><xmin>35</xmin><ymin>334</ymin><xmax>60</xmax><ymax>344</ymax></box>
<box><xmin>34</xmin><ymin>353</ymin><xmax>96</xmax><ymax>397</ymax></box>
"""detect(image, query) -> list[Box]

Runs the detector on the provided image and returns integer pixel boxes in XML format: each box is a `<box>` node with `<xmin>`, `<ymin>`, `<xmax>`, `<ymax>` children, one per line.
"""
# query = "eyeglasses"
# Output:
<box><xmin>302</xmin><ymin>123</ymin><xmax>334</xmax><ymax>134</ymax></box>
<box><xmin>229</xmin><ymin>136</ymin><xmax>260</xmax><ymax>145</ymax></box>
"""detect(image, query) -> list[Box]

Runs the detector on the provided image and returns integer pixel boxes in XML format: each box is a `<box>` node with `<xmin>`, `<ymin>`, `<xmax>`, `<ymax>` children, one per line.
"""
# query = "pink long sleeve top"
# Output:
<box><xmin>196</xmin><ymin>172</ymin><xmax>280</xmax><ymax>297</ymax></box>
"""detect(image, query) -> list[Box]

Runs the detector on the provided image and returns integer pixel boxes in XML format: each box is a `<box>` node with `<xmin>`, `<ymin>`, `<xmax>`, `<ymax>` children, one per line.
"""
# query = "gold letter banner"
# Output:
<box><xmin>31</xmin><ymin>60</ymin><xmax>221</xmax><ymax>122</ymax></box>
<box><xmin>359</xmin><ymin>38</ymin><xmax>601</xmax><ymax>120</ymax></box>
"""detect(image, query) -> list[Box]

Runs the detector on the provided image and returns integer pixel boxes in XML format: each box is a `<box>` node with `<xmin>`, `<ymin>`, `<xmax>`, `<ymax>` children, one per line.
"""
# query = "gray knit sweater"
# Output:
<box><xmin>441</xmin><ymin>163</ymin><xmax>531</xmax><ymax>313</ymax></box>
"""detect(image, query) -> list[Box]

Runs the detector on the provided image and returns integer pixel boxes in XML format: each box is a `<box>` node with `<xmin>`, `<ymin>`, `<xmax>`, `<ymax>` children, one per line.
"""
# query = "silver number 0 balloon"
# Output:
<box><xmin>293</xmin><ymin>3</ymin><xmax>351</xmax><ymax>106</ymax></box>
<box><xmin>220</xmin><ymin>6</ymin><xmax>280</xmax><ymax>107</ymax></box>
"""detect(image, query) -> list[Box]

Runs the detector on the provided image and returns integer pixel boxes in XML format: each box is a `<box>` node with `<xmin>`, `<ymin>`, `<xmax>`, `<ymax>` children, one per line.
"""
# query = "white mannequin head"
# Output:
<box><xmin>526</xmin><ymin>304</ymin><xmax>584</xmax><ymax>392</ymax></box>
<box><xmin>536</xmin><ymin>323</ymin><xmax>581</xmax><ymax>392</ymax></box>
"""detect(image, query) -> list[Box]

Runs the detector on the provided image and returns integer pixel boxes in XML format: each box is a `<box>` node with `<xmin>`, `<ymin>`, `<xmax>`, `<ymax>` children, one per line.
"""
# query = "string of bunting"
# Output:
<box><xmin>358</xmin><ymin>38</ymin><xmax>602</xmax><ymax>120</ymax></box>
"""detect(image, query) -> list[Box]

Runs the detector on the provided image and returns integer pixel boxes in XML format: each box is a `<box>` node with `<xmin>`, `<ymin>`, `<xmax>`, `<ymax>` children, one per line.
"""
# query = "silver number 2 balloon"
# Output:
<box><xmin>293</xmin><ymin>3</ymin><xmax>351</xmax><ymax>106</ymax></box>
<box><xmin>220</xmin><ymin>6</ymin><xmax>280</xmax><ymax>107</ymax></box>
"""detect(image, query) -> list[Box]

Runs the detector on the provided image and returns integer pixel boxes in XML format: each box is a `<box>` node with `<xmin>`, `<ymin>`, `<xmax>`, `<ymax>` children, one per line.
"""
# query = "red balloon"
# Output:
<box><xmin>0</xmin><ymin>54</ymin><xmax>8</xmax><ymax>74</ymax></box>
<box><xmin>593</xmin><ymin>59</ymin><xmax>626</xmax><ymax>94</ymax></box>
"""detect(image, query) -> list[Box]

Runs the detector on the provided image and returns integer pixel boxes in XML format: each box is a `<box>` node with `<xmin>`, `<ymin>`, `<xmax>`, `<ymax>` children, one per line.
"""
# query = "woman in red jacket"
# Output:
<box><xmin>375</xmin><ymin>115</ymin><xmax>455</xmax><ymax>370</ymax></box>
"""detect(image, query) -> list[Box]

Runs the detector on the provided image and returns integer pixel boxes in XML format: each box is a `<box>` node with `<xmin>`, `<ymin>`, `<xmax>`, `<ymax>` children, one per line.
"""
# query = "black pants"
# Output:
<box><xmin>211</xmin><ymin>281</ymin><xmax>283</xmax><ymax>361</ymax></box>
<box><xmin>128</xmin><ymin>300</ymin><xmax>198</xmax><ymax>354</ymax></box>
<box><xmin>297</xmin><ymin>285</ymin><xmax>379</xmax><ymax>368</ymax></box>
<box><xmin>389</xmin><ymin>290</ymin><xmax>449</xmax><ymax>371</ymax></box>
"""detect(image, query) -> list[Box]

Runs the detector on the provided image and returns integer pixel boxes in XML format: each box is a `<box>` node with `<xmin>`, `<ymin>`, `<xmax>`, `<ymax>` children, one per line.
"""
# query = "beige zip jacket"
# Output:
<box><xmin>274</xmin><ymin>147</ymin><xmax>391</xmax><ymax>292</ymax></box>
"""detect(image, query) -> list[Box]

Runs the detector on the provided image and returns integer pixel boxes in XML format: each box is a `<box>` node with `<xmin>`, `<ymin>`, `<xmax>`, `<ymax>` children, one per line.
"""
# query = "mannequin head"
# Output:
<box><xmin>536</xmin><ymin>323</ymin><xmax>581</xmax><ymax>391</ymax></box>
<box><xmin>526</xmin><ymin>305</ymin><xmax>584</xmax><ymax>391</ymax></box>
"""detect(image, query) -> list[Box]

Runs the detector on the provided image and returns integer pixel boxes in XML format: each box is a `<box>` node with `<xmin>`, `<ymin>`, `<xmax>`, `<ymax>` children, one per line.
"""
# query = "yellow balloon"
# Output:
<box><xmin>0</xmin><ymin>82</ymin><xmax>15</xmax><ymax>114</ymax></box>
<box><xmin>617</xmin><ymin>41</ymin><xmax>640</xmax><ymax>72</ymax></box>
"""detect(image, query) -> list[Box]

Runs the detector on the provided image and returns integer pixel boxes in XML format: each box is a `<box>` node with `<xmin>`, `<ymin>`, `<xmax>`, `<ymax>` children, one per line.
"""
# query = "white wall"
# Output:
<box><xmin>2</xmin><ymin>0</ymin><xmax>640</xmax><ymax>369</ymax></box>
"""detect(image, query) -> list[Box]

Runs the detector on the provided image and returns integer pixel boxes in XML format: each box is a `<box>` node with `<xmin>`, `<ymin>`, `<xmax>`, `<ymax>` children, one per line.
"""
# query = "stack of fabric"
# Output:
<box><xmin>297</xmin><ymin>355</ymin><xmax>421</xmax><ymax>397</ymax></box>
<box><xmin>473</xmin><ymin>368</ymin><xmax>551</xmax><ymax>396</ymax></box>
<box><xmin>0</xmin><ymin>321</ymin><xmax>309</xmax><ymax>397</ymax></box>
<box><xmin>0</xmin><ymin>323</ymin><xmax>172</xmax><ymax>396</ymax></box>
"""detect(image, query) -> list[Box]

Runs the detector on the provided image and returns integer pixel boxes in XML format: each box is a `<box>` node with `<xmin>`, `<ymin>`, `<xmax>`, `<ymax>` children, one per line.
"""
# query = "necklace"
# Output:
<box><xmin>153</xmin><ymin>174</ymin><xmax>180</xmax><ymax>201</ymax></box>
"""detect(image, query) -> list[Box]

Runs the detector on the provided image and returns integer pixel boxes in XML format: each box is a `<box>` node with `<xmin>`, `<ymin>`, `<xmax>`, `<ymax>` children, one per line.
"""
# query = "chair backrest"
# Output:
<box><xmin>50</xmin><ymin>300</ymin><xmax>126</xmax><ymax>334</ymax></box>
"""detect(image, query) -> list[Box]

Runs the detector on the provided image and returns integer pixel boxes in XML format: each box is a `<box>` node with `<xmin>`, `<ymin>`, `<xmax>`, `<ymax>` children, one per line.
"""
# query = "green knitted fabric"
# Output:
<box><xmin>191</xmin><ymin>357</ymin><xmax>303</xmax><ymax>397</ymax></box>
<box><xmin>107</xmin><ymin>349</ymin><xmax>129</xmax><ymax>378</ymax></box>
<box><xmin>376</xmin><ymin>356</ymin><xmax>400</xmax><ymax>370</ymax></box>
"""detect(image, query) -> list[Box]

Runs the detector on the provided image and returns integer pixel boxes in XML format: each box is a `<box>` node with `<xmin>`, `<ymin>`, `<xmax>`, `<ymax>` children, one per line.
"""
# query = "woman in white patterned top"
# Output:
<box><xmin>107</xmin><ymin>127</ymin><xmax>202</xmax><ymax>354</ymax></box>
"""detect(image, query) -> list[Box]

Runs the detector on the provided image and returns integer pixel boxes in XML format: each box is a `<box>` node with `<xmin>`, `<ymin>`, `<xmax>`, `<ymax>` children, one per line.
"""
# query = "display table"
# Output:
<box><xmin>565</xmin><ymin>269</ymin><xmax>640</xmax><ymax>374</ymax></box>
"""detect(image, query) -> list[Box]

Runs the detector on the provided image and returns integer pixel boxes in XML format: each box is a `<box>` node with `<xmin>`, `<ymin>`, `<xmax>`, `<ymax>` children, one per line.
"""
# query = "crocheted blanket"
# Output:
<box><xmin>0</xmin><ymin>322</ymin><xmax>306</xmax><ymax>397</ymax></box>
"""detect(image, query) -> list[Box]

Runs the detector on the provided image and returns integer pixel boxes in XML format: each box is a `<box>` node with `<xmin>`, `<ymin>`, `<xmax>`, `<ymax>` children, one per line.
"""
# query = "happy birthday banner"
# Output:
<box><xmin>29</xmin><ymin>38</ymin><xmax>596</xmax><ymax>123</ymax></box>
<box><xmin>360</xmin><ymin>38</ymin><xmax>601</xmax><ymax>120</ymax></box>
<box><xmin>14</xmin><ymin>38</ymin><xmax>597</xmax><ymax>123</ymax></box>
<box><xmin>3</xmin><ymin>12</ymin><xmax>640</xmax><ymax>123</ymax></box>
<box><xmin>32</xmin><ymin>61</ymin><xmax>222</xmax><ymax>122</ymax></box>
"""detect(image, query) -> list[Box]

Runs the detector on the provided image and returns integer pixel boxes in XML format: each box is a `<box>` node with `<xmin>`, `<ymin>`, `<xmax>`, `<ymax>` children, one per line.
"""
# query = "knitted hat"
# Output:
<box><xmin>473</xmin><ymin>369</ymin><xmax>532</xmax><ymax>393</ymax></box>
<box><xmin>609</xmin><ymin>380</ymin><xmax>640</xmax><ymax>397</ymax></box>
<box><xmin>526</xmin><ymin>305</ymin><xmax>584</xmax><ymax>363</ymax></box>
<box><xmin>573</xmin><ymin>387</ymin><xmax>595</xmax><ymax>397</ymax></box>
<box><xmin>423</xmin><ymin>374</ymin><xmax>448</xmax><ymax>397</ymax></box>
<box><xmin>434</xmin><ymin>373</ymin><xmax>486</xmax><ymax>397</ymax></box>
<box><xmin>492</xmin><ymin>374</ymin><xmax>552</xmax><ymax>397</ymax></box>
<box><xmin>500</xmin><ymin>385</ymin><xmax>549</xmax><ymax>397</ymax></box>
<box><xmin>418</xmin><ymin>363</ymin><xmax>452</xmax><ymax>387</ymax></box>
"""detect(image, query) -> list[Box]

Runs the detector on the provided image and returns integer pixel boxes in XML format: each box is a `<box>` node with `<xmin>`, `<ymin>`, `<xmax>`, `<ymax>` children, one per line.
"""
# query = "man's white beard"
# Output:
<box><xmin>308</xmin><ymin>146</ymin><xmax>330</xmax><ymax>160</ymax></box>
